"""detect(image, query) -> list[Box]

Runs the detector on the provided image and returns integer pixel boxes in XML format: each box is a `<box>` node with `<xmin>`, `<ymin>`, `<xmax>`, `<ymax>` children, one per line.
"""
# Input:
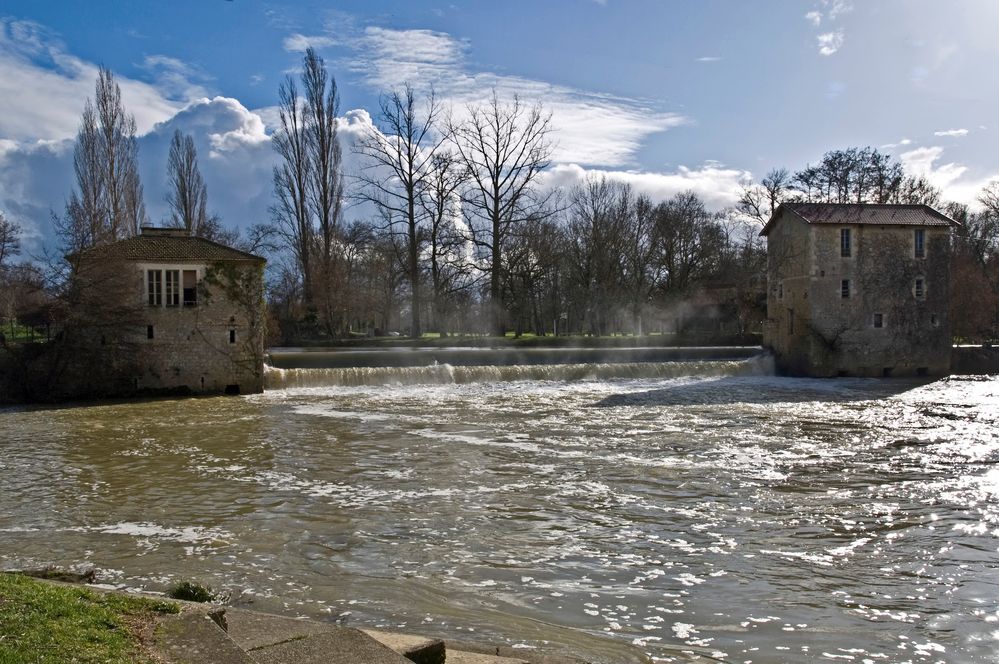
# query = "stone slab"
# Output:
<box><xmin>224</xmin><ymin>607</ymin><xmax>336</xmax><ymax>651</ymax></box>
<box><xmin>155</xmin><ymin>611</ymin><xmax>255</xmax><ymax>664</ymax></box>
<box><xmin>361</xmin><ymin>628</ymin><xmax>446</xmax><ymax>664</ymax></box>
<box><xmin>446</xmin><ymin>651</ymin><xmax>531</xmax><ymax>664</ymax></box>
<box><xmin>250</xmin><ymin>628</ymin><xmax>413</xmax><ymax>664</ymax></box>
<box><xmin>444</xmin><ymin>639</ymin><xmax>587</xmax><ymax>664</ymax></box>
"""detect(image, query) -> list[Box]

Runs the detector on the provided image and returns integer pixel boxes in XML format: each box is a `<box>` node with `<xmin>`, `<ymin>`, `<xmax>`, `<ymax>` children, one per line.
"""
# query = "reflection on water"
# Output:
<box><xmin>1</xmin><ymin>366</ymin><xmax>997</xmax><ymax>663</ymax></box>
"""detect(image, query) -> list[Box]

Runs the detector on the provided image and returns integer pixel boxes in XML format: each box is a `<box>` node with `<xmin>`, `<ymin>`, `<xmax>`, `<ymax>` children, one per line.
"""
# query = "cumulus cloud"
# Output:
<box><xmin>933</xmin><ymin>128</ymin><xmax>969</xmax><ymax>138</ymax></box>
<box><xmin>898</xmin><ymin>145</ymin><xmax>999</xmax><ymax>206</ymax></box>
<box><xmin>0</xmin><ymin>97</ymin><xmax>278</xmax><ymax>254</ymax></box>
<box><xmin>805</xmin><ymin>11</ymin><xmax>822</xmax><ymax>27</ymax></box>
<box><xmin>900</xmin><ymin>146</ymin><xmax>966</xmax><ymax>190</ymax></box>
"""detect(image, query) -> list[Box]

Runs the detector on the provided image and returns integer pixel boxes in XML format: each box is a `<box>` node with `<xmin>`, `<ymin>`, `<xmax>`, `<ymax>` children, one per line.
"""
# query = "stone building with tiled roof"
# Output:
<box><xmin>73</xmin><ymin>226</ymin><xmax>266</xmax><ymax>395</ymax></box>
<box><xmin>761</xmin><ymin>203</ymin><xmax>959</xmax><ymax>377</ymax></box>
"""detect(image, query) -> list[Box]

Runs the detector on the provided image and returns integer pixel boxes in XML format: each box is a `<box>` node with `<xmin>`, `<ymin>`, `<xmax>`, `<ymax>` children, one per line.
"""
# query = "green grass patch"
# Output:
<box><xmin>0</xmin><ymin>572</ymin><xmax>179</xmax><ymax>664</ymax></box>
<box><xmin>166</xmin><ymin>580</ymin><xmax>226</xmax><ymax>603</ymax></box>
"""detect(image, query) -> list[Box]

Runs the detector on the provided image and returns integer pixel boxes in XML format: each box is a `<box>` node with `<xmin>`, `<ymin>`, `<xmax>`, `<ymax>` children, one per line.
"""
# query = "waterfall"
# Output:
<box><xmin>264</xmin><ymin>355</ymin><xmax>774</xmax><ymax>389</ymax></box>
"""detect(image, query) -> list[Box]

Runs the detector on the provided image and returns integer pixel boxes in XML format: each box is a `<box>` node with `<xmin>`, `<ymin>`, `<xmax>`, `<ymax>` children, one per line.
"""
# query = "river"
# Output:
<box><xmin>0</xmin><ymin>357</ymin><xmax>997</xmax><ymax>662</ymax></box>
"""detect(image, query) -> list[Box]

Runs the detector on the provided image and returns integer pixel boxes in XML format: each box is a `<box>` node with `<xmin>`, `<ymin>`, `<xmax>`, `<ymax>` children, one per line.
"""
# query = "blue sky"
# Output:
<box><xmin>2</xmin><ymin>0</ymin><xmax>998</xmax><ymax>251</ymax></box>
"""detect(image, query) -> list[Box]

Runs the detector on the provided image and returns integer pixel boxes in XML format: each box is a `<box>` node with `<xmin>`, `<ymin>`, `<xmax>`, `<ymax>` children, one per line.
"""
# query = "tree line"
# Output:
<box><xmin>1</xmin><ymin>53</ymin><xmax>997</xmax><ymax>346</ymax></box>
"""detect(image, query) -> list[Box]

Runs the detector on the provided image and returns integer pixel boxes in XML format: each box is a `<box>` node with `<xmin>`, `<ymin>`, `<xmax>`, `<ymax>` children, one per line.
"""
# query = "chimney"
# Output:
<box><xmin>140</xmin><ymin>226</ymin><xmax>191</xmax><ymax>238</ymax></box>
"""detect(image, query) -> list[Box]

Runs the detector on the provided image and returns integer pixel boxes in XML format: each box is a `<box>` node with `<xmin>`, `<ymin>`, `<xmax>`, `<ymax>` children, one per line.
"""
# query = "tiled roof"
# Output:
<box><xmin>760</xmin><ymin>203</ymin><xmax>958</xmax><ymax>236</ymax></box>
<box><xmin>75</xmin><ymin>232</ymin><xmax>265</xmax><ymax>263</ymax></box>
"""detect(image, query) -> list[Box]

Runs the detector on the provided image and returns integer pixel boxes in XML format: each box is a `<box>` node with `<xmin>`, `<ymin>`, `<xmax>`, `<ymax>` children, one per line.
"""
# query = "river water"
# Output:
<box><xmin>1</xmin><ymin>358</ymin><xmax>997</xmax><ymax>663</ymax></box>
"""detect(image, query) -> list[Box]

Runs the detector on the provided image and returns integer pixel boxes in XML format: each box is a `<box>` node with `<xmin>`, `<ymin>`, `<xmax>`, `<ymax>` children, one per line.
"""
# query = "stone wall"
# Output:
<box><xmin>766</xmin><ymin>211</ymin><xmax>952</xmax><ymax>377</ymax></box>
<box><xmin>136</xmin><ymin>262</ymin><xmax>265</xmax><ymax>395</ymax></box>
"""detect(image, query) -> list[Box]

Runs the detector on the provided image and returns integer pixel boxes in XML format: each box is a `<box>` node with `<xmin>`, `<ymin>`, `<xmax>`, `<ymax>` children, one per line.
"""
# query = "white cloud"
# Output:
<box><xmin>807</xmin><ymin>1</ymin><xmax>850</xmax><ymax>56</ymax></box>
<box><xmin>542</xmin><ymin>163</ymin><xmax>750</xmax><ymax>212</ymax></box>
<box><xmin>933</xmin><ymin>128</ymin><xmax>969</xmax><ymax>138</ymax></box>
<box><xmin>901</xmin><ymin>146</ymin><xmax>966</xmax><ymax>189</ymax></box>
<box><xmin>0</xmin><ymin>18</ymin><xmax>210</xmax><ymax>142</ymax></box>
<box><xmin>282</xmin><ymin>33</ymin><xmax>337</xmax><ymax>52</ymax></box>
<box><xmin>824</xmin><ymin>0</ymin><xmax>852</xmax><ymax>20</ymax></box>
<box><xmin>817</xmin><ymin>31</ymin><xmax>844</xmax><ymax>56</ymax></box>
<box><xmin>339</xmin><ymin>26</ymin><xmax>687</xmax><ymax>168</ymax></box>
<box><xmin>696</xmin><ymin>56</ymin><xmax>722</xmax><ymax>63</ymax></box>
<box><xmin>897</xmin><ymin>145</ymin><xmax>999</xmax><ymax>206</ymax></box>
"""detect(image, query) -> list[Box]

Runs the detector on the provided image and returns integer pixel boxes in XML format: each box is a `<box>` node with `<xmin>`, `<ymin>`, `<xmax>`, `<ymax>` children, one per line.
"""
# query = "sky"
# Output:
<box><xmin>2</xmin><ymin>0</ymin><xmax>998</xmax><ymax>254</ymax></box>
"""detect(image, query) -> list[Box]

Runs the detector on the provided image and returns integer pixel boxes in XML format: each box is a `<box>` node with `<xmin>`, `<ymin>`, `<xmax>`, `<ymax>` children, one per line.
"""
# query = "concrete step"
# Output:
<box><xmin>222</xmin><ymin>607</ymin><xmax>411</xmax><ymax>664</ymax></box>
<box><xmin>249</xmin><ymin>628</ymin><xmax>413</xmax><ymax>664</ymax></box>
<box><xmin>155</xmin><ymin>611</ymin><xmax>256</xmax><ymax>664</ymax></box>
<box><xmin>446</xmin><ymin>650</ymin><xmax>531</xmax><ymax>664</ymax></box>
<box><xmin>361</xmin><ymin>628</ymin><xmax>446</xmax><ymax>664</ymax></box>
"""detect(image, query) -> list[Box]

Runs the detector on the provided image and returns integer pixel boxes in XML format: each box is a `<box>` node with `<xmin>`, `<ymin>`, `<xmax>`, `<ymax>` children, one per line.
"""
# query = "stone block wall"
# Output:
<box><xmin>135</xmin><ymin>262</ymin><xmax>265</xmax><ymax>395</ymax></box>
<box><xmin>766</xmin><ymin>212</ymin><xmax>952</xmax><ymax>377</ymax></box>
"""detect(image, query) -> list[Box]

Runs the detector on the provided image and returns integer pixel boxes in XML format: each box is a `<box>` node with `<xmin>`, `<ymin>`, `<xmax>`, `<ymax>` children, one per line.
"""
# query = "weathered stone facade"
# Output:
<box><xmin>761</xmin><ymin>203</ymin><xmax>956</xmax><ymax>377</ymax></box>
<box><xmin>75</xmin><ymin>227</ymin><xmax>266</xmax><ymax>395</ymax></box>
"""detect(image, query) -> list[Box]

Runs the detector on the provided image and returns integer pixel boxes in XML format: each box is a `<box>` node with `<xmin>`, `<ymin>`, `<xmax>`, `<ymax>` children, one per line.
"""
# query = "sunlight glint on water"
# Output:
<box><xmin>0</xmin><ymin>368</ymin><xmax>997</xmax><ymax>663</ymax></box>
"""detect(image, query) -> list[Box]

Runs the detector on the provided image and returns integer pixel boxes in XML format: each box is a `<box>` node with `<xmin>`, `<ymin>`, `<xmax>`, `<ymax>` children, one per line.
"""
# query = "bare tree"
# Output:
<box><xmin>0</xmin><ymin>212</ymin><xmax>21</xmax><ymax>270</ymax></box>
<box><xmin>271</xmin><ymin>74</ymin><xmax>314</xmax><ymax>307</ymax></box>
<box><xmin>419</xmin><ymin>150</ymin><xmax>472</xmax><ymax>334</ymax></box>
<box><xmin>301</xmin><ymin>47</ymin><xmax>345</xmax><ymax>336</ymax></box>
<box><xmin>738</xmin><ymin>168</ymin><xmax>792</xmax><ymax>225</ymax></box>
<box><xmin>94</xmin><ymin>66</ymin><xmax>145</xmax><ymax>239</ymax></box>
<box><xmin>59</xmin><ymin>67</ymin><xmax>146</xmax><ymax>252</ymax></box>
<box><xmin>165</xmin><ymin>130</ymin><xmax>209</xmax><ymax>235</ymax></box>
<box><xmin>451</xmin><ymin>92</ymin><xmax>555</xmax><ymax>336</ymax></box>
<box><xmin>356</xmin><ymin>85</ymin><xmax>444</xmax><ymax>338</ymax></box>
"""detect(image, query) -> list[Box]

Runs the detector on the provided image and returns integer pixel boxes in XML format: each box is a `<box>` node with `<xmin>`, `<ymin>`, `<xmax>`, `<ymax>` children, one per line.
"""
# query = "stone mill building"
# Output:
<box><xmin>761</xmin><ymin>203</ymin><xmax>958</xmax><ymax>377</ymax></box>
<box><xmin>72</xmin><ymin>226</ymin><xmax>266</xmax><ymax>395</ymax></box>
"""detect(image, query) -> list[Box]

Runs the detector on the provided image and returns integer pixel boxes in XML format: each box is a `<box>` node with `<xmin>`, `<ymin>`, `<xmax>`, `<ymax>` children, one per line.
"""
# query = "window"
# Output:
<box><xmin>147</xmin><ymin>270</ymin><xmax>162</xmax><ymax>307</ymax></box>
<box><xmin>914</xmin><ymin>229</ymin><xmax>926</xmax><ymax>258</ymax></box>
<box><xmin>931</xmin><ymin>314</ymin><xmax>939</xmax><ymax>327</ymax></box>
<box><xmin>229</xmin><ymin>329</ymin><xmax>236</xmax><ymax>344</ymax></box>
<box><xmin>787</xmin><ymin>308</ymin><xmax>794</xmax><ymax>335</ymax></box>
<box><xmin>873</xmin><ymin>313</ymin><xmax>884</xmax><ymax>328</ymax></box>
<box><xmin>183</xmin><ymin>270</ymin><xmax>198</xmax><ymax>307</ymax></box>
<box><xmin>841</xmin><ymin>279</ymin><xmax>851</xmax><ymax>298</ymax></box>
<box><xmin>147</xmin><ymin>325</ymin><xmax>154</xmax><ymax>340</ymax></box>
<box><xmin>778</xmin><ymin>282</ymin><xmax>783</xmax><ymax>299</ymax></box>
<box><xmin>840</xmin><ymin>228</ymin><xmax>852</xmax><ymax>257</ymax></box>
<box><xmin>165</xmin><ymin>270</ymin><xmax>180</xmax><ymax>307</ymax></box>
<box><xmin>914</xmin><ymin>278</ymin><xmax>925</xmax><ymax>299</ymax></box>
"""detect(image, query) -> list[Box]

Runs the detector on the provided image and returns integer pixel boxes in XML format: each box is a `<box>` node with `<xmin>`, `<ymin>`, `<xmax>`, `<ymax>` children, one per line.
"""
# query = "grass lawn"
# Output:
<box><xmin>0</xmin><ymin>572</ymin><xmax>179</xmax><ymax>664</ymax></box>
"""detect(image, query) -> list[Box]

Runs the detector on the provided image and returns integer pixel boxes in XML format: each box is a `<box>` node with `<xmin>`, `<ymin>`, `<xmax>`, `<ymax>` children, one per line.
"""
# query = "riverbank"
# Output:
<box><xmin>0</xmin><ymin>572</ymin><xmax>180</xmax><ymax>663</ymax></box>
<box><xmin>0</xmin><ymin>572</ymin><xmax>590</xmax><ymax>664</ymax></box>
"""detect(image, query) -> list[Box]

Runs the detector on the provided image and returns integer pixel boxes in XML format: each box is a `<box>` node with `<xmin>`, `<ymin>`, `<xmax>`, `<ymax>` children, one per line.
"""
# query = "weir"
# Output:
<box><xmin>264</xmin><ymin>349</ymin><xmax>772</xmax><ymax>389</ymax></box>
<box><xmin>267</xmin><ymin>345</ymin><xmax>762</xmax><ymax>369</ymax></box>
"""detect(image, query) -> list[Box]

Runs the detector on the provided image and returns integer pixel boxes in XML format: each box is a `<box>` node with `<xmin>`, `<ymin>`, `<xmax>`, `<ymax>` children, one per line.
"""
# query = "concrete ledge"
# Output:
<box><xmin>154</xmin><ymin>612</ymin><xmax>254</xmax><ymax>664</ymax></box>
<box><xmin>361</xmin><ymin>628</ymin><xmax>445</xmax><ymax>664</ymax></box>
<box><xmin>249</xmin><ymin>628</ymin><xmax>413</xmax><ymax>664</ymax></box>
<box><xmin>447</xmin><ymin>650</ymin><xmax>531</xmax><ymax>664</ymax></box>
